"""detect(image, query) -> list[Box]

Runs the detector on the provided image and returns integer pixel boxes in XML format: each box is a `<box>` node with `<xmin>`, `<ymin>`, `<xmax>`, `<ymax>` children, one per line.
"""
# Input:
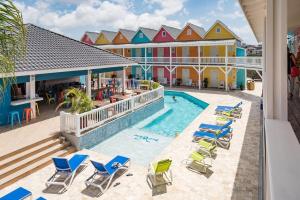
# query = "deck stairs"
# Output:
<box><xmin>0</xmin><ymin>134</ymin><xmax>76</xmax><ymax>189</ymax></box>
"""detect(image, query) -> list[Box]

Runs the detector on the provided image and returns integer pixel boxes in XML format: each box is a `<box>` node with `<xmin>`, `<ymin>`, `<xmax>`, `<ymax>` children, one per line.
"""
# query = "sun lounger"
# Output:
<box><xmin>147</xmin><ymin>159</ymin><xmax>172</xmax><ymax>188</ymax></box>
<box><xmin>197</xmin><ymin>139</ymin><xmax>217</xmax><ymax>157</ymax></box>
<box><xmin>85</xmin><ymin>155</ymin><xmax>130</xmax><ymax>193</ymax></box>
<box><xmin>186</xmin><ymin>151</ymin><xmax>211</xmax><ymax>174</ymax></box>
<box><xmin>0</xmin><ymin>187</ymin><xmax>46</xmax><ymax>200</ymax></box>
<box><xmin>46</xmin><ymin>154</ymin><xmax>89</xmax><ymax>193</ymax></box>
<box><xmin>193</xmin><ymin>128</ymin><xmax>232</xmax><ymax>149</ymax></box>
<box><xmin>199</xmin><ymin>120</ymin><xmax>233</xmax><ymax>133</ymax></box>
<box><xmin>215</xmin><ymin>101</ymin><xmax>242</xmax><ymax>113</ymax></box>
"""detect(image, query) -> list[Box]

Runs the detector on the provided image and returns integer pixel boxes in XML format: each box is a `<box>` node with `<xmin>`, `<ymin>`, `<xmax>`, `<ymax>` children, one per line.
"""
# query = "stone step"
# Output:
<box><xmin>0</xmin><ymin>138</ymin><xmax>62</xmax><ymax>170</ymax></box>
<box><xmin>0</xmin><ymin>134</ymin><xmax>59</xmax><ymax>162</ymax></box>
<box><xmin>0</xmin><ymin>146</ymin><xmax>76</xmax><ymax>190</ymax></box>
<box><xmin>0</xmin><ymin>141</ymin><xmax>70</xmax><ymax>179</ymax></box>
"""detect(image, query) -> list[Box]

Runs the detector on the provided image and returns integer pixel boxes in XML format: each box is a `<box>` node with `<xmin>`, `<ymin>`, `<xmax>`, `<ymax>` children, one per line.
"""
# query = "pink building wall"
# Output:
<box><xmin>152</xmin><ymin>27</ymin><xmax>176</xmax><ymax>82</ymax></box>
<box><xmin>81</xmin><ymin>34</ymin><xmax>93</xmax><ymax>45</ymax></box>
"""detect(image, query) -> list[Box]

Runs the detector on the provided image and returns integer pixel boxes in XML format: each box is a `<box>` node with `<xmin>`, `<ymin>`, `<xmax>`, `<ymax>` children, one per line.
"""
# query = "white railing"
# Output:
<box><xmin>60</xmin><ymin>86</ymin><xmax>164</xmax><ymax>136</ymax></box>
<box><xmin>129</xmin><ymin>56</ymin><xmax>263</xmax><ymax>69</ymax></box>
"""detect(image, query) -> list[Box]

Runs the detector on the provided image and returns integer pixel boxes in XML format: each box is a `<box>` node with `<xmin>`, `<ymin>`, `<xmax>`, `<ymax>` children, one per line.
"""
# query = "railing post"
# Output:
<box><xmin>169</xmin><ymin>46</ymin><xmax>172</xmax><ymax>88</ymax></box>
<box><xmin>225</xmin><ymin>45</ymin><xmax>228</xmax><ymax>91</ymax></box>
<box><xmin>60</xmin><ymin>111</ymin><xmax>65</xmax><ymax>133</ymax></box>
<box><xmin>76</xmin><ymin>114</ymin><xmax>81</xmax><ymax>137</ymax></box>
<box><xmin>198</xmin><ymin>46</ymin><xmax>201</xmax><ymax>90</ymax></box>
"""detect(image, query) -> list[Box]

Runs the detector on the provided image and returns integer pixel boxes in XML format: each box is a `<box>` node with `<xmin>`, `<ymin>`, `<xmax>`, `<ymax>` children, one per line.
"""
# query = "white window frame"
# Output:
<box><xmin>139</xmin><ymin>32</ymin><xmax>143</xmax><ymax>38</ymax></box>
<box><xmin>162</xmin><ymin>31</ymin><xmax>167</xmax><ymax>37</ymax></box>
<box><xmin>216</xmin><ymin>27</ymin><xmax>221</xmax><ymax>33</ymax></box>
<box><xmin>187</xmin><ymin>28</ymin><xmax>192</xmax><ymax>36</ymax></box>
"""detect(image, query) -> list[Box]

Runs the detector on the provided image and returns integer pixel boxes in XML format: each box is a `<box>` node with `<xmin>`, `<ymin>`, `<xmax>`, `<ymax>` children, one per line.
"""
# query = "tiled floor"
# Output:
<box><xmin>0</xmin><ymin>85</ymin><xmax>262</xmax><ymax>200</ymax></box>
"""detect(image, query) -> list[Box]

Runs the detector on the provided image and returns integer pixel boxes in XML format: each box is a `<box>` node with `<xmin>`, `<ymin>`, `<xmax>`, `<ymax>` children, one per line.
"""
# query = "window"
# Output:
<box><xmin>139</xmin><ymin>32</ymin><xmax>143</xmax><ymax>38</ymax></box>
<box><xmin>216</xmin><ymin>27</ymin><xmax>221</xmax><ymax>33</ymax></box>
<box><xmin>147</xmin><ymin>48</ymin><xmax>152</xmax><ymax>54</ymax></box>
<box><xmin>162</xmin><ymin>31</ymin><xmax>167</xmax><ymax>37</ymax></box>
<box><xmin>187</xmin><ymin>28</ymin><xmax>192</xmax><ymax>36</ymax></box>
<box><xmin>120</xmin><ymin>34</ymin><xmax>123</xmax><ymax>39</ymax></box>
<box><xmin>171</xmin><ymin>47</ymin><xmax>176</xmax><ymax>54</ymax></box>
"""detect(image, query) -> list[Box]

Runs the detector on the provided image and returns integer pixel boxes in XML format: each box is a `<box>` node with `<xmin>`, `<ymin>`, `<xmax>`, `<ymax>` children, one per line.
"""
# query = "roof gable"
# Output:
<box><xmin>15</xmin><ymin>24</ymin><xmax>135</xmax><ymax>73</ymax></box>
<box><xmin>82</xmin><ymin>31</ymin><xmax>99</xmax><ymax>44</ymax></box>
<box><xmin>176</xmin><ymin>23</ymin><xmax>204</xmax><ymax>41</ymax></box>
<box><xmin>161</xmin><ymin>25</ymin><xmax>181</xmax><ymax>39</ymax></box>
<box><xmin>132</xmin><ymin>27</ymin><xmax>157</xmax><ymax>43</ymax></box>
<box><xmin>204</xmin><ymin>20</ymin><xmax>241</xmax><ymax>41</ymax></box>
<box><xmin>101</xmin><ymin>30</ymin><xmax>117</xmax><ymax>42</ymax></box>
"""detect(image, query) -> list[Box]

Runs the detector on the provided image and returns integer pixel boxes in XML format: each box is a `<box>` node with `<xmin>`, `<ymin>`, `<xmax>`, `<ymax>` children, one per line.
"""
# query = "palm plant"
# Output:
<box><xmin>56</xmin><ymin>88</ymin><xmax>94</xmax><ymax>114</ymax></box>
<box><xmin>0</xmin><ymin>0</ymin><xmax>26</xmax><ymax>99</ymax></box>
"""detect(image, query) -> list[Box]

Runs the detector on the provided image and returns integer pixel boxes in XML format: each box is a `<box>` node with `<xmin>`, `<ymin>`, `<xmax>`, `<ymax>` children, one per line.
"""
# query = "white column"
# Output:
<box><xmin>198</xmin><ymin>46</ymin><xmax>201</xmax><ymax>90</ymax></box>
<box><xmin>122</xmin><ymin>48</ymin><xmax>125</xmax><ymax>56</ymax></box>
<box><xmin>264</xmin><ymin>0</ymin><xmax>287</xmax><ymax>120</ymax></box>
<box><xmin>169</xmin><ymin>47</ymin><xmax>172</xmax><ymax>88</ymax></box>
<box><xmin>145</xmin><ymin>47</ymin><xmax>147</xmax><ymax>80</ymax></box>
<box><xmin>225</xmin><ymin>45</ymin><xmax>228</xmax><ymax>91</ymax></box>
<box><xmin>29</xmin><ymin>75</ymin><xmax>36</xmax><ymax>118</ymax></box>
<box><xmin>86</xmin><ymin>70</ymin><xmax>92</xmax><ymax>98</ymax></box>
<box><xmin>244</xmin><ymin>69</ymin><xmax>247</xmax><ymax>90</ymax></box>
<box><xmin>98</xmin><ymin>73</ymin><xmax>102</xmax><ymax>89</ymax></box>
<box><xmin>122</xmin><ymin>66</ymin><xmax>127</xmax><ymax>92</ymax></box>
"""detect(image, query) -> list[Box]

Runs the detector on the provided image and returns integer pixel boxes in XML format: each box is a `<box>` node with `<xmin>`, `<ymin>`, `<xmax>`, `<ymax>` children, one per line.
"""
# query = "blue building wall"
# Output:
<box><xmin>236</xmin><ymin>47</ymin><xmax>246</xmax><ymax>89</ymax></box>
<box><xmin>131</xmin><ymin>30</ymin><xmax>153</xmax><ymax>80</ymax></box>
<box><xmin>71</xmin><ymin>97</ymin><xmax>164</xmax><ymax>150</ymax></box>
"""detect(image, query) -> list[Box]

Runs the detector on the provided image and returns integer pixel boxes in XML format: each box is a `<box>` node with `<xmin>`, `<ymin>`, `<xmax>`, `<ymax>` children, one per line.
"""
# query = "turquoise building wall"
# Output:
<box><xmin>236</xmin><ymin>47</ymin><xmax>246</xmax><ymax>89</ymax></box>
<box><xmin>131</xmin><ymin>30</ymin><xmax>153</xmax><ymax>80</ymax></box>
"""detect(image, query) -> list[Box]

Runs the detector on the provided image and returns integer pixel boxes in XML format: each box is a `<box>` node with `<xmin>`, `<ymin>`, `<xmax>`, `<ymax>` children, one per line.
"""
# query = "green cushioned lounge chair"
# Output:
<box><xmin>186</xmin><ymin>151</ymin><xmax>211</xmax><ymax>174</ymax></box>
<box><xmin>147</xmin><ymin>159</ymin><xmax>172</xmax><ymax>188</ymax></box>
<box><xmin>197</xmin><ymin>139</ymin><xmax>217</xmax><ymax>157</ymax></box>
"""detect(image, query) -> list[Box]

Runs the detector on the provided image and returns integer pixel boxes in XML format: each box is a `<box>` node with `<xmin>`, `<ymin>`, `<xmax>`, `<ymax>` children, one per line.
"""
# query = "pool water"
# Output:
<box><xmin>90</xmin><ymin>91</ymin><xmax>208</xmax><ymax>165</ymax></box>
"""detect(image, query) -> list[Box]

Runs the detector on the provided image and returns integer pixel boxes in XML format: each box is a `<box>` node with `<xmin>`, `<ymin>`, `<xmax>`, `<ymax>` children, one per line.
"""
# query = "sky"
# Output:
<box><xmin>15</xmin><ymin>0</ymin><xmax>257</xmax><ymax>44</ymax></box>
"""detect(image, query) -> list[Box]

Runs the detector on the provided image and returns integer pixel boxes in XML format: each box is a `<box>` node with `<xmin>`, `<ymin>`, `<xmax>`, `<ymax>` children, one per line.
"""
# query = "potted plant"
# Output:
<box><xmin>56</xmin><ymin>88</ymin><xmax>94</xmax><ymax>129</ymax></box>
<box><xmin>203</xmin><ymin>78</ymin><xmax>209</xmax><ymax>88</ymax></box>
<box><xmin>176</xmin><ymin>78</ymin><xmax>182</xmax><ymax>86</ymax></box>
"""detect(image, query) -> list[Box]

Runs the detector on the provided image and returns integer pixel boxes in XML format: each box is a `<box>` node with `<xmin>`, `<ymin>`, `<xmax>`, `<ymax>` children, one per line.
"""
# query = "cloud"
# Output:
<box><xmin>16</xmin><ymin>0</ymin><xmax>185</xmax><ymax>39</ymax></box>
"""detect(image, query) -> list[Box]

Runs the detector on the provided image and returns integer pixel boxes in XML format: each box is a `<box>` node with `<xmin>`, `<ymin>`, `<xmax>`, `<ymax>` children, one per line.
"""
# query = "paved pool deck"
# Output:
<box><xmin>0</xmin><ymin>84</ymin><xmax>262</xmax><ymax>200</ymax></box>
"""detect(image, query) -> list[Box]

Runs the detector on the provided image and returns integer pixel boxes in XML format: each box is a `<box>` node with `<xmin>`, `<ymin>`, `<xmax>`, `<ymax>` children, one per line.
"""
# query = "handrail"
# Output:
<box><xmin>60</xmin><ymin>86</ymin><xmax>164</xmax><ymax>136</ymax></box>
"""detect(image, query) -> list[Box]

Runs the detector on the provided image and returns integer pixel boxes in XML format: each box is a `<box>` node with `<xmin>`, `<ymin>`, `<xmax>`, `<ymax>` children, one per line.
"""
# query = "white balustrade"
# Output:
<box><xmin>129</xmin><ymin>56</ymin><xmax>263</xmax><ymax>69</ymax></box>
<box><xmin>60</xmin><ymin>86</ymin><xmax>164</xmax><ymax>137</ymax></box>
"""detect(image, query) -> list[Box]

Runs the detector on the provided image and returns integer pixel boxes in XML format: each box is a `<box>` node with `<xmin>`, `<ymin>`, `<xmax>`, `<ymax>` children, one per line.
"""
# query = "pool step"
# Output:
<box><xmin>0</xmin><ymin>134</ymin><xmax>76</xmax><ymax>190</ymax></box>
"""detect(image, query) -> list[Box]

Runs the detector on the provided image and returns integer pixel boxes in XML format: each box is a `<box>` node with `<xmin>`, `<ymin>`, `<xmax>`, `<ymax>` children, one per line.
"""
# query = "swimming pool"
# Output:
<box><xmin>90</xmin><ymin>91</ymin><xmax>208</xmax><ymax>165</ymax></box>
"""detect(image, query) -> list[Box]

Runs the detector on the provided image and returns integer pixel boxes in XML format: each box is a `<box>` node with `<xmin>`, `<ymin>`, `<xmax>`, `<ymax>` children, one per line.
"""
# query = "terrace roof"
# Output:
<box><xmin>14</xmin><ymin>24</ymin><xmax>136</xmax><ymax>76</ymax></box>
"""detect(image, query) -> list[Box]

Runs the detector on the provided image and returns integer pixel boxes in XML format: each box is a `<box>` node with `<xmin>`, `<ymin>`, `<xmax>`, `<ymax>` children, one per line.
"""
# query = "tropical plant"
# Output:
<box><xmin>152</xmin><ymin>82</ymin><xmax>160</xmax><ymax>89</ymax></box>
<box><xmin>203</xmin><ymin>78</ymin><xmax>209</xmax><ymax>88</ymax></box>
<box><xmin>56</xmin><ymin>88</ymin><xmax>94</xmax><ymax>114</ymax></box>
<box><xmin>0</xmin><ymin>0</ymin><xmax>26</xmax><ymax>99</ymax></box>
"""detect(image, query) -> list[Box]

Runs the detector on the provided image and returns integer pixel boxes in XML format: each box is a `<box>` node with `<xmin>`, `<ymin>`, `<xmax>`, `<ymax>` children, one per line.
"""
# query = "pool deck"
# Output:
<box><xmin>0</xmin><ymin>84</ymin><xmax>262</xmax><ymax>200</ymax></box>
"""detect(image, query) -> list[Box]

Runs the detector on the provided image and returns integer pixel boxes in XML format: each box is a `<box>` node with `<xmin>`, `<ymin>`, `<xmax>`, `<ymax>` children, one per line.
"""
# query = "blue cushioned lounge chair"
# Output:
<box><xmin>0</xmin><ymin>187</ymin><xmax>46</xmax><ymax>200</ymax></box>
<box><xmin>215</xmin><ymin>101</ymin><xmax>242</xmax><ymax>113</ymax></box>
<box><xmin>46</xmin><ymin>154</ymin><xmax>89</xmax><ymax>193</ymax></box>
<box><xmin>85</xmin><ymin>155</ymin><xmax>130</xmax><ymax>194</ymax></box>
<box><xmin>199</xmin><ymin>120</ymin><xmax>233</xmax><ymax>133</ymax></box>
<box><xmin>193</xmin><ymin>128</ymin><xmax>232</xmax><ymax>149</ymax></box>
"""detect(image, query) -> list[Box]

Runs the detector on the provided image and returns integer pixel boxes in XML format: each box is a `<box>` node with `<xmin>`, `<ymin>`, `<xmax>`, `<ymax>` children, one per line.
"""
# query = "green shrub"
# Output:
<box><xmin>152</xmin><ymin>82</ymin><xmax>160</xmax><ymax>89</ymax></box>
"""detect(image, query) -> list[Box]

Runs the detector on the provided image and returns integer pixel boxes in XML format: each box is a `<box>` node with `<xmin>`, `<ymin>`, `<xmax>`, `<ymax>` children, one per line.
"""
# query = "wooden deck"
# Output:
<box><xmin>288</xmin><ymin>96</ymin><xmax>300</xmax><ymax>142</ymax></box>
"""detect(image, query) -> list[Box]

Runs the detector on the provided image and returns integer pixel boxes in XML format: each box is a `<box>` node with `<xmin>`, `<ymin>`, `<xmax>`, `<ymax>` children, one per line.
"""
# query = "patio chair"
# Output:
<box><xmin>46</xmin><ymin>154</ymin><xmax>89</xmax><ymax>193</ymax></box>
<box><xmin>197</xmin><ymin>139</ymin><xmax>217</xmax><ymax>157</ymax></box>
<box><xmin>0</xmin><ymin>187</ymin><xmax>46</xmax><ymax>200</ymax></box>
<box><xmin>215</xmin><ymin>101</ymin><xmax>243</xmax><ymax>113</ymax></box>
<box><xmin>217</xmin><ymin>109</ymin><xmax>242</xmax><ymax>119</ymax></box>
<box><xmin>45</xmin><ymin>93</ymin><xmax>55</xmax><ymax>104</ymax></box>
<box><xmin>85</xmin><ymin>155</ymin><xmax>130</xmax><ymax>193</ymax></box>
<box><xmin>193</xmin><ymin>128</ymin><xmax>232</xmax><ymax>149</ymax></box>
<box><xmin>199</xmin><ymin>120</ymin><xmax>233</xmax><ymax>133</ymax></box>
<box><xmin>146</xmin><ymin>159</ymin><xmax>172</xmax><ymax>188</ymax></box>
<box><xmin>186</xmin><ymin>151</ymin><xmax>211</xmax><ymax>174</ymax></box>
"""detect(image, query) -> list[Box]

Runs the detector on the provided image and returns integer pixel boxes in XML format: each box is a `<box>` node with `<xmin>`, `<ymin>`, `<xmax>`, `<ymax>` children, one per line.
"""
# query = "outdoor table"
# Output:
<box><xmin>111</xmin><ymin>94</ymin><xmax>130</xmax><ymax>101</ymax></box>
<box><xmin>11</xmin><ymin>97</ymin><xmax>44</xmax><ymax>106</ymax></box>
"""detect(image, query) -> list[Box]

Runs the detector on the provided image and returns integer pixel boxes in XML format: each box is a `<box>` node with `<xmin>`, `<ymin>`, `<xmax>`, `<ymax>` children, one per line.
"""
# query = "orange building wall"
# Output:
<box><xmin>112</xmin><ymin>32</ymin><xmax>129</xmax><ymax>44</ymax></box>
<box><xmin>176</xmin><ymin>25</ymin><xmax>202</xmax><ymax>41</ymax></box>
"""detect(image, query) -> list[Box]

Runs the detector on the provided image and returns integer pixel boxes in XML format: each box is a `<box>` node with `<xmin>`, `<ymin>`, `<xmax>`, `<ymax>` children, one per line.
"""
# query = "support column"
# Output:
<box><xmin>98</xmin><ymin>73</ymin><xmax>102</xmax><ymax>89</ymax></box>
<box><xmin>169</xmin><ymin>47</ymin><xmax>172</xmax><ymax>88</ymax></box>
<box><xmin>198</xmin><ymin>46</ymin><xmax>201</xmax><ymax>90</ymax></box>
<box><xmin>225</xmin><ymin>45</ymin><xmax>228</xmax><ymax>91</ymax></box>
<box><xmin>86</xmin><ymin>70</ymin><xmax>92</xmax><ymax>98</ymax></box>
<box><xmin>145</xmin><ymin>47</ymin><xmax>147</xmax><ymax>80</ymax></box>
<box><xmin>122</xmin><ymin>66</ymin><xmax>127</xmax><ymax>92</ymax></box>
<box><xmin>244</xmin><ymin>69</ymin><xmax>247</xmax><ymax>90</ymax></box>
<box><xmin>29</xmin><ymin>75</ymin><xmax>36</xmax><ymax>118</ymax></box>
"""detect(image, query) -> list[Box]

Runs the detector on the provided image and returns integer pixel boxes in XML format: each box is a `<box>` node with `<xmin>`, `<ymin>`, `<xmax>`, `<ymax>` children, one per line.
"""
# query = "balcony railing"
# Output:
<box><xmin>129</xmin><ymin>56</ymin><xmax>263</xmax><ymax>69</ymax></box>
<box><xmin>60</xmin><ymin>86</ymin><xmax>164</xmax><ymax>136</ymax></box>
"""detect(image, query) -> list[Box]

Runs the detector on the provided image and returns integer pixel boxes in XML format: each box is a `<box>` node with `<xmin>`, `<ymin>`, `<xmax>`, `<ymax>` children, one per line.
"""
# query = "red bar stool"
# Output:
<box><xmin>23</xmin><ymin>108</ymin><xmax>33</xmax><ymax>123</ymax></box>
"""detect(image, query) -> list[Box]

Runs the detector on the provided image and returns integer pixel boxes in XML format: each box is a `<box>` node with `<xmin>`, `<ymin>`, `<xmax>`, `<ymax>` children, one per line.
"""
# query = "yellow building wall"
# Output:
<box><xmin>204</xmin><ymin>22</ymin><xmax>236</xmax><ymax>40</ymax></box>
<box><xmin>202</xmin><ymin>67</ymin><xmax>236</xmax><ymax>87</ymax></box>
<box><xmin>203</xmin><ymin>45</ymin><xmax>236</xmax><ymax>57</ymax></box>
<box><xmin>95</xmin><ymin>33</ymin><xmax>109</xmax><ymax>45</ymax></box>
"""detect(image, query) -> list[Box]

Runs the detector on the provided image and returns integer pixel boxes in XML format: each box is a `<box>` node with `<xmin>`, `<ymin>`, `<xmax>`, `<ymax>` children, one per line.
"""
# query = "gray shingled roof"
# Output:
<box><xmin>85</xmin><ymin>31</ymin><xmax>99</xmax><ymax>43</ymax></box>
<box><xmin>138</xmin><ymin>27</ymin><xmax>157</xmax><ymax>40</ymax></box>
<box><xmin>188</xmin><ymin>23</ymin><xmax>206</xmax><ymax>38</ymax></box>
<box><xmin>162</xmin><ymin>25</ymin><xmax>181</xmax><ymax>39</ymax></box>
<box><xmin>119</xmin><ymin>29</ymin><xmax>136</xmax><ymax>41</ymax></box>
<box><xmin>101</xmin><ymin>30</ymin><xmax>117</xmax><ymax>42</ymax></box>
<box><xmin>15</xmin><ymin>24</ymin><xmax>135</xmax><ymax>73</ymax></box>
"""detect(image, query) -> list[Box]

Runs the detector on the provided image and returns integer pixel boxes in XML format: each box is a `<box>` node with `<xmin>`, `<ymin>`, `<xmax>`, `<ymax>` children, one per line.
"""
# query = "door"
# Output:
<box><xmin>182</xmin><ymin>69</ymin><xmax>190</xmax><ymax>83</ymax></box>
<box><xmin>157</xmin><ymin>68</ymin><xmax>164</xmax><ymax>81</ymax></box>
<box><xmin>157</xmin><ymin>48</ymin><xmax>164</xmax><ymax>63</ymax></box>
<box><xmin>182</xmin><ymin>47</ymin><xmax>189</xmax><ymax>63</ymax></box>
<box><xmin>136</xmin><ymin>67</ymin><xmax>142</xmax><ymax>79</ymax></box>
<box><xmin>210</xmin><ymin>70</ymin><xmax>218</xmax><ymax>87</ymax></box>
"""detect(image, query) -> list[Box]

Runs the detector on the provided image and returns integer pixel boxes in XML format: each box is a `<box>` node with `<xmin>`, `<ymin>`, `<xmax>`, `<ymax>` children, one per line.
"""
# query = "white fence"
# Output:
<box><xmin>60</xmin><ymin>86</ymin><xmax>164</xmax><ymax>136</ymax></box>
<box><xmin>130</xmin><ymin>56</ymin><xmax>263</xmax><ymax>69</ymax></box>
